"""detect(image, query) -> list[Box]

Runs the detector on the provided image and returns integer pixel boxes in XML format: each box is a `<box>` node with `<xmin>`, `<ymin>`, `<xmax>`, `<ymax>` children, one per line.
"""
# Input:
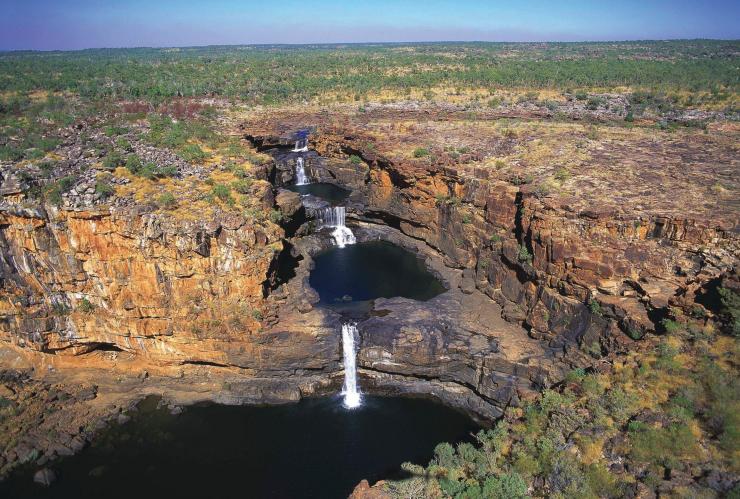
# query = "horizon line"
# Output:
<box><xmin>2</xmin><ymin>37</ymin><xmax>738</xmax><ymax>55</ymax></box>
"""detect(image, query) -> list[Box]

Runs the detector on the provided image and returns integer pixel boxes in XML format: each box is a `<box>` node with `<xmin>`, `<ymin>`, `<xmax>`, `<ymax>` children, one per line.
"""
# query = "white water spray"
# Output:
<box><xmin>293</xmin><ymin>139</ymin><xmax>308</xmax><ymax>152</ymax></box>
<box><xmin>341</xmin><ymin>322</ymin><xmax>361</xmax><ymax>409</ymax></box>
<box><xmin>318</xmin><ymin>207</ymin><xmax>356</xmax><ymax>248</ymax></box>
<box><xmin>295</xmin><ymin>156</ymin><xmax>310</xmax><ymax>185</ymax></box>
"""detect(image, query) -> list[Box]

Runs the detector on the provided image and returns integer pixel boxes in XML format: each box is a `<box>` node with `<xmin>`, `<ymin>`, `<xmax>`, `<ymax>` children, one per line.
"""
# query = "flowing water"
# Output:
<box><xmin>317</xmin><ymin>206</ymin><xmax>356</xmax><ymax>248</ymax></box>
<box><xmin>0</xmin><ymin>396</ymin><xmax>477</xmax><ymax>499</ymax></box>
<box><xmin>341</xmin><ymin>323</ymin><xmax>362</xmax><ymax>409</ymax></box>
<box><xmin>294</xmin><ymin>156</ymin><xmax>310</xmax><ymax>185</ymax></box>
<box><xmin>292</xmin><ymin>139</ymin><xmax>308</xmax><ymax>152</ymax></box>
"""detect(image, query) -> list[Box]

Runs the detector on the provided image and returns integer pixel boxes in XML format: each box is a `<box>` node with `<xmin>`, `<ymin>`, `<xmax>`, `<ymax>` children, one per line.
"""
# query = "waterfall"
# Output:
<box><xmin>317</xmin><ymin>207</ymin><xmax>356</xmax><ymax>248</ymax></box>
<box><xmin>295</xmin><ymin>156</ymin><xmax>310</xmax><ymax>185</ymax></box>
<box><xmin>293</xmin><ymin>139</ymin><xmax>308</xmax><ymax>152</ymax></box>
<box><xmin>341</xmin><ymin>322</ymin><xmax>361</xmax><ymax>409</ymax></box>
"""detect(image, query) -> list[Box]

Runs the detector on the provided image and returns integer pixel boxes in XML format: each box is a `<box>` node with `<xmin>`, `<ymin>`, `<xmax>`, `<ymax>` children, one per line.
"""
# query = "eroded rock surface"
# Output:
<box><xmin>1</xmin><ymin>104</ymin><xmax>737</xmax><ymax>483</ymax></box>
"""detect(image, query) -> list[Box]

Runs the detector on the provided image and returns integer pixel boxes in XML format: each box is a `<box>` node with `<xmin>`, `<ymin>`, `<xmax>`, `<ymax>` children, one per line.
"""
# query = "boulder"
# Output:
<box><xmin>33</xmin><ymin>468</ymin><xmax>56</xmax><ymax>487</ymax></box>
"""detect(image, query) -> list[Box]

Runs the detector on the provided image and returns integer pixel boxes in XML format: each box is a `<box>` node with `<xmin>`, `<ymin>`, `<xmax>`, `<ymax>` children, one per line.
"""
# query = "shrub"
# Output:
<box><xmin>480</xmin><ymin>473</ymin><xmax>528</xmax><ymax>499</ymax></box>
<box><xmin>77</xmin><ymin>298</ymin><xmax>95</xmax><ymax>313</ymax></box>
<box><xmin>718</xmin><ymin>286</ymin><xmax>740</xmax><ymax>336</ymax></box>
<box><xmin>158</xmin><ymin>192</ymin><xmax>177</xmax><ymax>209</ymax></box>
<box><xmin>349</xmin><ymin>154</ymin><xmax>362</xmax><ymax>164</ymax></box>
<box><xmin>586</xmin><ymin>96</ymin><xmax>606</xmax><ymax>110</ymax></box>
<box><xmin>180</xmin><ymin>144</ymin><xmax>208</xmax><ymax>162</ymax></box>
<box><xmin>105</xmin><ymin>125</ymin><xmax>129</xmax><ymax>137</ymax></box>
<box><xmin>629</xmin><ymin>422</ymin><xmax>701</xmax><ymax>469</ymax></box>
<box><xmin>661</xmin><ymin>318</ymin><xmax>682</xmax><ymax>334</ymax></box>
<box><xmin>137</xmin><ymin>162</ymin><xmax>157</xmax><ymax>180</ymax></box>
<box><xmin>115</xmin><ymin>138</ymin><xmax>132</xmax><ymax>151</ymax></box>
<box><xmin>625</xmin><ymin>326</ymin><xmax>643</xmax><ymax>340</ymax></box>
<box><xmin>125</xmin><ymin>154</ymin><xmax>143</xmax><ymax>174</ymax></box>
<box><xmin>103</xmin><ymin>151</ymin><xmax>125</xmax><ymax>170</ymax></box>
<box><xmin>413</xmin><ymin>147</ymin><xmax>430</xmax><ymax>158</ymax></box>
<box><xmin>45</xmin><ymin>185</ymin><xmax>63</xmax><ymax>205</ymax></box>
<box><xmin>554</xmin><ymin>167</ymin><xmax>571</xmax><ymax>182</ymax></box>
<box><xmin>231</xmin><ymin>179</ymin><xmax>252</xmax><ymax>194</ymax></box>
<box><xmin>94</xmin><ymin>181</ymin><xmax>114</xmax><ymax>198</ymax></box>
<box><xmin>212</xmin><ymin>184</ymin><xmax>229</xmax><ymax>198</ymax></box>
<box><xmin>156</xmin><ymin>165</ymin><xmax>177</xmax><ymax>177</ymax></box>
<box><xmin>269</xmin><ymin>209</ymin><xmax>283</xmax><ymax>224</ymax></box>
<box><xmin>509</xmin><ymin>174</ymin><xmax>533</xmax><ymax>185</ymax></box>
<box><xmin>0</xmin><ymin>145</ymin><xmax>24</xmax><ymax>161</ymax></box>
<box><xmin>517</xmin><ymin>244</ymin><xmax>532</xmax><ymax>264</ymax></box>
<box><xmin>587</xmin><ymin>298</ymin><xmax>602</xmax><ymax>316</ymax></box>
<box><xmin>38</xmin><ymin>159</ymin><xmax>56</xmax><ymax>176</ymax></box>
<box><xmin>534</xmin><ymin>182</ymin><xmax>551</xmax><ymax>197</ymax></box>
<box><xmin>212</xmin><ymin>184</ymin><xmax>233</xmax><ymax>205</ymax></box>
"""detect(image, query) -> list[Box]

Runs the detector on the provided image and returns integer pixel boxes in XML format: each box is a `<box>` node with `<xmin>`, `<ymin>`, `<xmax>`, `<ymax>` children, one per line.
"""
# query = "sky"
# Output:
<box><xmin>2</xmin><ymin>0</ymin><xmax>739</xmax><ymax>51</ymax></box>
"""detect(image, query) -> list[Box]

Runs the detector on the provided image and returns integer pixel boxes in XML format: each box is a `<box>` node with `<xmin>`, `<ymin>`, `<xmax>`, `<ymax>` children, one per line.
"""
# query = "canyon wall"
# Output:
<box><xmin>0</xmin><ymin>201</ymin><xmax>339</xmax><ymax>376</ymax></box>
<box><xmin>0</xmin><ymin>117</ymin><xmax>735</xmax><ymax>422</ymax></box>
<box><xmin>305</xmin><ymin>130</ymin><xmax>737</xmax><ymax>354</ymax></box>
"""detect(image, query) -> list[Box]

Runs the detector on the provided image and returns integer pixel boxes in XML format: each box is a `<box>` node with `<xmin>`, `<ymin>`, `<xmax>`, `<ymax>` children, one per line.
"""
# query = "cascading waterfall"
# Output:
<box><xmin>317</xmin><ymin>207</ymin><xmax>356</xmax><ymax>248</ymax></box>
<box><xmin>341</xmin><ymin>322</ymin><xmax>361</xmax><ymax>409</ymax></box>
<box><xmin>295</xmin><ymin>156</ymin><xmax>309</xmax><ymax>185</ymax></box>
<box><xmin>293</xmin><ymin>138</ymin><xmax>308</xmax><ymax>152</ymax></box>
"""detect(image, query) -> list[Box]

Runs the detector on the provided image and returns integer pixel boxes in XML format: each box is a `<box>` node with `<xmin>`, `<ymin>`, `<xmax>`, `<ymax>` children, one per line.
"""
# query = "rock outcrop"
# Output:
<box><xmin>0</xmin><ymin>104</ymin><xmax>737</xmax><ymax>482</ymax></box>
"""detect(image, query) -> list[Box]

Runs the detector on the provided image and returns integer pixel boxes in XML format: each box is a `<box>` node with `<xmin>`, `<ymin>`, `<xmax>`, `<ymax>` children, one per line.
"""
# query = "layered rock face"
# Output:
<box><xmin>0</xmin><ymin>202</ymin><xmax>340</xmax><ymax>375</ymax></box>
<box><xmin>290</xmin><ymin>117</ymin><xmax>737</xmax><ymax>350</ymax></box>
<box><xmin>0</xmin><ymin>106</ymin><xmax>737</xmax><ymax>424</ymax></box>
<box><xmin>243</xmin><ymin>110</ymin><xmax>738</xmax><ymax>417</ymax></box>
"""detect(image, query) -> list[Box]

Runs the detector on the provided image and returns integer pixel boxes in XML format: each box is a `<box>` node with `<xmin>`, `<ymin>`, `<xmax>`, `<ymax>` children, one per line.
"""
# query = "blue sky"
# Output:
<box><xmin>2</xmin><ymin>0</ymin><xmax>739</xmax><ymax>51</ymax></box>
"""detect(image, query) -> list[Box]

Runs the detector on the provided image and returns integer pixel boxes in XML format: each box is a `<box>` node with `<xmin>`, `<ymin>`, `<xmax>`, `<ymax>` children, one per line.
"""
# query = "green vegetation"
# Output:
<box><xmin>40</xmin><ymin>175</ymin><xmax>78</xmax><ymax>205</ymax></box>
<box><xmin>125</xmin><ymin>154</ymin><xmax>177</xmax><ymax>179</ymax></box>
<box><xmin>157</xmin><ymin>192</ymin><xmax>177</xmax><ymax>209</ymax></box>
<box><xmin>718</xmin><ymin>286</ymin><xmax>740</xmax><ymax>336</ymax></box>
<box><xmin>76</xmin><ymin>298</ymin><xmax>95</xmax><ymax>313</ymax></box>
<box><xmin>268</xmin><ymin>209</ymin><xmax>283</xmax><ymax>224</ymax></box>
<box><xmin>0</xmin><ymin>42</ymin><xmax>736</xmax><ymax>107</ymax></box>
<box><xmin>553</xmin><ymin>167</ymin><xmax>571</xmax><ymax>182</ymax></box>
<box><xmin>389</xmin><ymin>313</ymin><xmax>740</xmax><ymax>497</ymax></box>
<box><xmin>103</xmin><ymin>150</ymin><xmax>125</xmax><ymax>170</ymax></box>
<box><xmin>179</xmin><ymin>143</ymin><xmax>207</xmax><ymax>162</ymax></box>
<box><xmin>94</xmin><ymin>181</ymin><xmax>114</xmax><ymax>198</ymax></box>
<box><xmin>517</xmin><ymin>244</ymin><xmax>532</xmax><ymax>264</ymax></box>
<box><xmin>589</xmin><ymin>299</ymin><xmax>603</xmax><ymax>316</ymax></box>
<box><xmin>211</xmin><ymin>183</ymin><xmax>234</xmax><ymax>205</ymax></box>
<box><xmin>413</xmin><ymin>147</ymin><xmax>431</xmax><ymax>158</ymax></box>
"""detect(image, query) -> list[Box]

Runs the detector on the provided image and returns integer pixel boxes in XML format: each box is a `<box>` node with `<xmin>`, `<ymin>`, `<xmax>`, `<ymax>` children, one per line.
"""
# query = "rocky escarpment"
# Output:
<box><xmin>244</xmin><ymin>116</ymin><xmax>738</xmax><ymax>415</ymax></box>
<box><xmin>0</xmin><ymin>104</ymin><xmax>737</xmax><ymax>484</ymax></box>
<box><xmin>0</xmin><ymin>200</ymin><xmax>343</xmax><ymax>375</ymax></box>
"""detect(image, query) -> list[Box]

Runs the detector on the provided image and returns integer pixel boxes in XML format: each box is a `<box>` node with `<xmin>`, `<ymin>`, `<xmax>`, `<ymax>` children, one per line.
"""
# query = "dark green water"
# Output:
<box><xmin>0</xmin><ymin>396</ymin><xmax>477</xmax><ymax>499</ymax></box>
<box><xmin>310</xmin><ymin>240</ymin><xmax>446</xmax><ymax>306</ymax></box>
<box><xmin>288</xmin><ymin>182</ymin><xmax>350</xmax><ymax>204</ymax></box>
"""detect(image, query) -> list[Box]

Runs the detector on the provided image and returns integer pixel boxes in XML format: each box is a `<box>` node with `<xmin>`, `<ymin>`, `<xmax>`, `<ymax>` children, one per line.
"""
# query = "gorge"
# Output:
<box><xmin>0</xmin><ymin>87</ymin><xmax>737</xmax><ymax>498</ymax></box>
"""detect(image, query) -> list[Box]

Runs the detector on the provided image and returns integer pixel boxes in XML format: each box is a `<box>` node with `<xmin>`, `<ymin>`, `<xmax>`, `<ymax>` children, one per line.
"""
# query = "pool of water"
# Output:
<box><xmin>1</xmin><ymin>396</ymin><xmax>477</xmax><ymax>499</ymax></box>
<box><xmin>310</xmin><ymin>240</ymin><xmax>446</xmax><ymax>307</ymax></box>
<box><xmin>288</xmin><ymin>182</ymin><xmax>350</xmax><ymax>204</ymax></box>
